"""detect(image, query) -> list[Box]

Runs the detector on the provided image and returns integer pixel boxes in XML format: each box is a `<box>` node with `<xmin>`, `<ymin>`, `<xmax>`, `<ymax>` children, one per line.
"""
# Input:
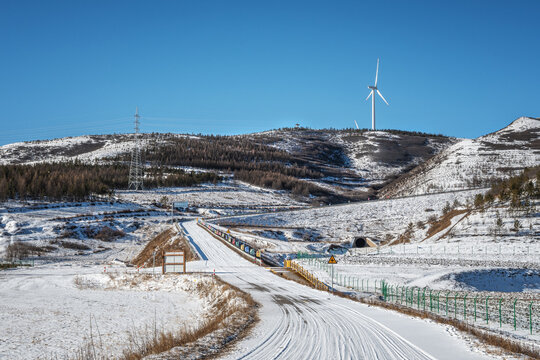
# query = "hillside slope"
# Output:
<box><xmin>247</xmin><ymin>128</ymin><xmax>454</xmax><ymax>193</ymax></box>
<box><xmin>379</xmin><ymin>117</ymin><xmax>540</xmax><ymax>198</ymax></box>
<box><xmin>0</xmin><ymin>129</ymin><xmax>454</xmax><ymax>202</ymax></box>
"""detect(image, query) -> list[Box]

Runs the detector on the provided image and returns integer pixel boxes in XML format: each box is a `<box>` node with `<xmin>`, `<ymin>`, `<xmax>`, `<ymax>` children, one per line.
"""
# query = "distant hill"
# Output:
<box><xmin>247</xmin><ymin>128</ymin><xmax>454</xmax><ymax>193</ymax></box>
<box><xmin>379</xmin><ymin>117</ymin><xmax>540</xmax><ymax>198</ymax></box>
<box><xmin>0</xmin><ymin>117</ymin><xmax>536</xmax><ymax>203</ymax></box>
<box><xmin>0</xmin><ymin>128</ymin><xmax>454</xmax><ymax>203</ymax></box>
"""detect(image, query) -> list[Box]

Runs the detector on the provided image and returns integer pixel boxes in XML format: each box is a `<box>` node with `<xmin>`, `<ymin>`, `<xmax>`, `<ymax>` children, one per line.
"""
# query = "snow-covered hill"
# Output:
<box><xmin>380</xmin><ymin>117</ymin><xmax>540</xmax><ymax>198</ymax></box>
<box><xmin>0</xmin><ymin>134</ymin><xmax>136</xmax><ymax>165</ymax></box>
<box><xmin>247</xmin><ymin>128</ymin><xmax>454</xmax><ymax>192</ymax></box>
<box><xmin>0</xmin><ymin>128</ymin><xmax>455</xmax><ymax>201</ymax></box>
<box><xmin>0</xmin><ymin>117</ymin><xmax>536</xmax><ymax>201</ymax></box>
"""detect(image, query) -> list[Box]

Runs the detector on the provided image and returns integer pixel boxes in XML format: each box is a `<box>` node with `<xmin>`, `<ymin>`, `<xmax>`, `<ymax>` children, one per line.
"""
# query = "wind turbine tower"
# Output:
<box><xmin>128</xmin><ymin>107</ymin><xmax>144</xmax><ymax>190</ymax></box>
<box><xmin>366</xmin><ymin>58</ymin><xmax>389</xmax><ymax>130</ymax></box>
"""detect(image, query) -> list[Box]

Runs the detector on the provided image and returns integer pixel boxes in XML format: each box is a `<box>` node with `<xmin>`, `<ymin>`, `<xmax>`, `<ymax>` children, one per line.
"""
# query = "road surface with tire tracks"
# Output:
<box><xmin>183</xmin><ymin>220</ymin><xmax>488</xmax><ymax>360</ymax></box>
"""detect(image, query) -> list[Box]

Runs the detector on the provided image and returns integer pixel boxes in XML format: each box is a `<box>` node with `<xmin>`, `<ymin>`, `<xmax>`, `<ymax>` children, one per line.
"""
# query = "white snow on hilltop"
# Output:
<box><xmin>380</xmin><ymin>117</ymin><xmax>540</xmax><ymax>197</ymax></box>
<box><xmin>0</xmin><ymin>134</ymin><xmax>136</xmax><ymax>165</ymax></box>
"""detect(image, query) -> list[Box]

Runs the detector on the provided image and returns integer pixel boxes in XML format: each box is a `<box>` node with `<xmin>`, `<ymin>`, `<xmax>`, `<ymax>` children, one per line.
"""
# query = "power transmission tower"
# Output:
<box><xmin>128</xmin><ymin>107</ymin><xmax>144</xmax><ymax>190</ymax></box>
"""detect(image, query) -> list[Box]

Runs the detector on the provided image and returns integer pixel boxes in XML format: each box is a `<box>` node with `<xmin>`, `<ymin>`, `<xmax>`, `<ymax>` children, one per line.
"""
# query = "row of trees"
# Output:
<box><xmin>234</xmin><ymin>169</ymin><xmax>330</xmax><ymax>197</ymax></box>
<box><xmin>141</xmin><ymin>136</ymin><xmax>323</xmax><ymax>179</ymax></box>
<box><xmin>0</xmin><ymin>163</ymin><xmax>220</xmax><ymax>201</ymax></box>
<box><xmin>474</xmin><ymin>166</ymin><xmax>540</xmax><ymax>208</ymax></box>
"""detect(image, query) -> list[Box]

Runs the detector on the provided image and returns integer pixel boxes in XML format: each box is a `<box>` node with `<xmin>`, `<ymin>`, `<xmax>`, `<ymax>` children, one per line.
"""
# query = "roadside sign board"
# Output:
<box><xmin>328</xmin><ymin>255</ymin><xmax>337</xmax><ymax>264</ymax></box>
<box><xmin>163</xmin><ymin>251</ymin><xmax>186</xmax><ymax>273</ymax></box>
<box><xmin>173</xmin><ymin>202</ymin><xmax>189</xmax><ymax>210</ymax></box>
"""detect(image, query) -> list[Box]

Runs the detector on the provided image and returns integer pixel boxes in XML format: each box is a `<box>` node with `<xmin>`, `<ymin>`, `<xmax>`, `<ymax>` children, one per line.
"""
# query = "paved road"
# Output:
<box><xmin>183</xmin><ymin>221</ymin><xmax>488</xmax><ymax>360</ymax></box>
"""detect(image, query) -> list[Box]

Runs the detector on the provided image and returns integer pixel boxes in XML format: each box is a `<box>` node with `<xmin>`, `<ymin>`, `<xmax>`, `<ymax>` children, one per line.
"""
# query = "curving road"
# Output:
<box><xmin>183</xmin><ymin>221</ymin><xmax>488</xmax><ymax>360</ymax></box>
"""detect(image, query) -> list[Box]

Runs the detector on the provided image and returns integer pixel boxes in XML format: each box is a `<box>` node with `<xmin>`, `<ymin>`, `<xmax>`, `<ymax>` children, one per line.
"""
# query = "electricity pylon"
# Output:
<box><xmin>128</xmin><ymin>107</ymin><xmax>144</xmax><ymax>190</ymax></box>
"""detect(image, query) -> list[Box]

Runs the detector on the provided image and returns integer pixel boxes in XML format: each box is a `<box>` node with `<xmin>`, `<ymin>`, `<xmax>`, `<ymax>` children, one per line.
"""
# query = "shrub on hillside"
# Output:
<box><xmin>93</xmin><ymin>226</ymin><xmax>125</xmax><ymax>242</ymax></box>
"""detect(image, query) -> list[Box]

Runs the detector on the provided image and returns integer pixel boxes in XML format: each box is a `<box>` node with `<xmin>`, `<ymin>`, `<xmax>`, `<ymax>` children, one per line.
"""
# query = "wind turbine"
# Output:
<box><xmin>366</xmin><ymin>58</ymin><xmax>389</xmax><ymax>130</ymax></box>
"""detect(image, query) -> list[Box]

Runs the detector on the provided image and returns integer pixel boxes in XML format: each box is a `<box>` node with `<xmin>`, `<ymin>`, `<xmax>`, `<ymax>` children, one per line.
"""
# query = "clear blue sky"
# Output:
<box><xmin>1</xmin><ymin>0</ymin><xmax>538</xmax><ymax>145</ymax></box>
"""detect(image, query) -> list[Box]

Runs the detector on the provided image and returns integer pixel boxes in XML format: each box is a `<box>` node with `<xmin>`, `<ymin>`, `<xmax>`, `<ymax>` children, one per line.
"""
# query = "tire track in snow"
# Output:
<box><xmin>184</xmin><ymin>221</ymin><xmax>483</xmax><ymax>360</ymax></box>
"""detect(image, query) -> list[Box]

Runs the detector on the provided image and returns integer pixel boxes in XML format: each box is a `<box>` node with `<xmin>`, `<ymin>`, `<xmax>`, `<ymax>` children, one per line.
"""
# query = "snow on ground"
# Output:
<box><xmin>428</xmin><ymin>202</ymin><xmax>538</xmax><ymax>244</ymax></box>
<box><xmin>380</xmin><ymin>117</ymin><xmax>540</xmax><ymax>197</ymax></box>
<box><xmin>0</xmin><ymin>133</ymin><xmax>160</xmax><ymax>165</ymax></box>
<box><xmin>0</xmin><ymin>200</ymin><xmax>174</xmax><ymax>262</ymax></box>
<box><xmin>214</xmin><ymin>189</ymin><xmax>486</xmax><ymax>246</ymax></box>
<box><xmin>449</xmin><ymin>268</ymin><xmax>539</xmax><ymax>293</ymax></box>
<box><xmin>294</xmin><ymin>256</ymin><xmax>539</xmax><ymax>344</ymax></box>
<box><xmin>184</xmin><ymin>220</ymin><xmax>497</xmax><ymax>360</ymax></box>
<box><xmin>116</xmin><ymin>180</ymin><xmax>306</xmax><ymax>215</ymax></box>
<box><xmin>331</xmin><ymin>130</ymin><xmax>453</xmax><ymax>187</ymax></box>
<box><xmin>0</xmin><ymin>264</ymin><xmax>211</xmax><ymax>359</ymax></box>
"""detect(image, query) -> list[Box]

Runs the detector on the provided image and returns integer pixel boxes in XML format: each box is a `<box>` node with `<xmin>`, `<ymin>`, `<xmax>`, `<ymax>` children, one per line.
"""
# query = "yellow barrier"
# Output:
<box><xmin>287</xmin><ymin>260</ymin><xmax>329</xmax><ymax>291</ymax></box>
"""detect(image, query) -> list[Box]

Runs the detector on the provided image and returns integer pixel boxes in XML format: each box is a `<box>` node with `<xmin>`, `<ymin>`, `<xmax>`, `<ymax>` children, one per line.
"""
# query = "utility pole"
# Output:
<box><xmin>328</xmin><ymin>255</ymin><xmax>337</xmax><ymax>293</ymax></box>
<box><xmin>331</xmin><ymin>263</ymin><xmax>334</xmax><ymax>292</ymax></box>
<box><xmin>152</xmin><ymin>250</ymin><xmax>156</xmax><ymax>276</ymax></box>
<box><xmin>128</xmin><ymin>107</ymin><xmax>144</xmax><ymax>190</ymax></box>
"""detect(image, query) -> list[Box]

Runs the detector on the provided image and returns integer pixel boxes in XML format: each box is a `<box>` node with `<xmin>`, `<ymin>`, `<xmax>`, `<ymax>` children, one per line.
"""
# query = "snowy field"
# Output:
<box><xmin>213</xmin><ymin>189</ymin><xmax>487</xmax><ymax>245</ymax></box>
<box><xmin>0</xmin><ymin>264</ymin><xmax>211</xmax><ymax>359</ymax></box>
<box><xmin>115</xmin><ymin>180</ymin><xmax>305</xmax><ymax>216</ymax></box>
<box><xmin>0</xmin><ymin>180</ymin><xmax>538</xmax><ymax>358</ymax></box>
<box><xmin>0</xmin><ymin>200</ymin><xmax>175</xmax><ymax>262</ymax></box>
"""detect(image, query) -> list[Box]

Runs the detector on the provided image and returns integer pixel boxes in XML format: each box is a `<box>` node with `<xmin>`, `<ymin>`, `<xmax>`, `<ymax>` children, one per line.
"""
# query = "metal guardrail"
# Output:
<box><xmin>286</xmin><ymin>260</ymin><xmax>329</xmax><ymax>291</ymax></box>
<box><xmin>197</xmin><ymin>219</ymin><xmax>264</xmax><ymax>263</ymax></box>
<box><xmin>297</xmin><ymin>255</ymin><xmax>539</xmax><ymax>337</ymax></box>
<box><xmin>349</xmin><ymin>243</ymin><xmax>539</xmax><ymax>257</ymax></box>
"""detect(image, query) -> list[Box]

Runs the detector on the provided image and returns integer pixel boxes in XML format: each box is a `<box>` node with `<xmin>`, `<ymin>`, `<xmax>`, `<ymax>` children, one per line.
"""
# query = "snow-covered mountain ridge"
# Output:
<box><xmin>0</xmin><ymin>116</ymin><xmax>536</xmax><ymax>199</ymax></box>
<box><xmin>379</xmin><ymin>117</ymin><xmax>539</xmax><ymax>198</ymax></box>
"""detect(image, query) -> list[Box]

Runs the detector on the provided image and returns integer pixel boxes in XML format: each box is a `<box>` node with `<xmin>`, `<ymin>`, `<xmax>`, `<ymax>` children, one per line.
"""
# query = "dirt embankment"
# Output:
<box><xmin>425</xmin><ymin>209</ymin><xmax>469</xmax><ymax>239</ymax></box>
<box><xmin>132</xmin><ymin>227</ymin><xmax>198</xmax><ymax>268</ymax></box>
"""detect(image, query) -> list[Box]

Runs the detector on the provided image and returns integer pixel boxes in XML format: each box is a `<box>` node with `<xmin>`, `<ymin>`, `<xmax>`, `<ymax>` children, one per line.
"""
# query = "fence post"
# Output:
<box><xmin>513</xmin><ymin>299</ymin><xmax>517</xmax><ymax>330</ymax></box>
<box><xmin>446</xmin><ymin>292</ymin><xmax>450</xmax><ymax>316</ymax></box>
<box><xmin>474</xmin><ymin>296</ymin><xmax>478</xmax><ymax>322</ymax></box>
<box><xmin>362</xmin><ymin>279</ymin><xmax>364</xmax><ymax>291</ymax></box>
<box><xmin>454</xmin><ymin>294</ymin><xmax>458</xmax><ymax>318</ymax></box>
<box><xmin>499</xmin><ymin>298</ymin><xmax>503</xmax><ymax>328</ymax></box>
<box><xmin>486</xmin><ymin>296</ymin><xmax>491</xmax><ymax>324</ymax></box>
<box><xmin>423</xmin><ymin>288</ymin><xmax>427</xmax><ymax>311</ymax></box>
<box><xmin>437</xmin><ymin>291</ymin><xmax>441</xmax><ymax>313</ymax></box>
<box><xmin>404</xmin><ymin>287</ymin><xmax>408</xmax><ymax>305</ymax></box>
<box><xmin>429</xmin><ymin>290</ymin><xmax>433</xmax><ymax>311</ymax></box>
<box><xmin>530</xmin><ymin>302</ymin><xmax>533</xmax><ymax>335</ymax></box>
<box><xmin>463</xmin><ymin>294</ymin><xmax>468</xmax><ymax>320</ymax></box>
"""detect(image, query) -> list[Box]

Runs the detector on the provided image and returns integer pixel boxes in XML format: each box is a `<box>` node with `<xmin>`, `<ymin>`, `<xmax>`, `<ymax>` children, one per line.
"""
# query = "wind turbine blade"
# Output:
<box><xmin>365</xmin><ymin>91</ymin><xmax>373</xmax><ymax>101</ymax></box>
<box><xmin>375</xmin><ymin>58</ymin><xmax>379</xmax><ymax>87</ymax></box>
<box><xmin>354</xmin><ymin>120</ymin><xmax>359</xmax><ymax>129</ymax></box>
<box><xmin>377</xmin><ymin>90</ymin><xmax>389</xmax><ymax>105</ymax></box>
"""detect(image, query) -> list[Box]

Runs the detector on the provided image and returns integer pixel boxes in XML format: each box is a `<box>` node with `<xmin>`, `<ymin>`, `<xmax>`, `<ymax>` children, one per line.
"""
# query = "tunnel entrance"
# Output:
<box><xmin>353</xmin><ymin>237</ymin><xmax>368</xmax><ymax>248</ymax></box>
